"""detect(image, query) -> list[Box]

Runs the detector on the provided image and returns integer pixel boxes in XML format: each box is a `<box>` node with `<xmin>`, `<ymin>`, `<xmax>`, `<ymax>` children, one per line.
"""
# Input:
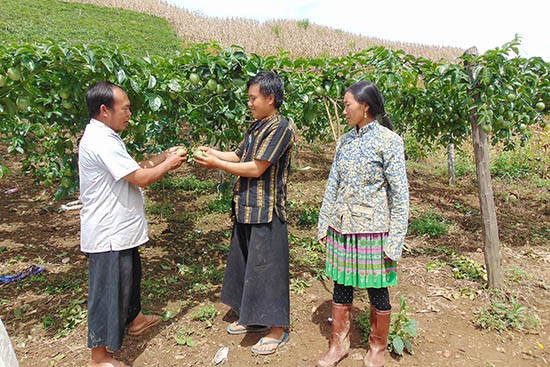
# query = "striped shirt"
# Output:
<box><xmin>233</xmin><ymin>113</ymin><xmax>295</xmax><ymax>224</ymax></box>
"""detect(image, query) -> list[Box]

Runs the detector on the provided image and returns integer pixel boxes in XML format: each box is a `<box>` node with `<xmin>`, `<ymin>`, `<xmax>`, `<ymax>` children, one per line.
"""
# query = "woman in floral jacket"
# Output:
<box><xmin>316</xmin><ymin>81</ymin><xmax>409</xmax><ymax>367</ymax></box>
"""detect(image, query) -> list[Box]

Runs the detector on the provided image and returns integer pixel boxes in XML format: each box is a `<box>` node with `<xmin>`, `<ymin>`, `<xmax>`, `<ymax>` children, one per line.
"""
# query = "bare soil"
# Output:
<box><xmin>1</xmin><ymin>142</ymin><xmax>549</xmax><ymax>367</ymax></box>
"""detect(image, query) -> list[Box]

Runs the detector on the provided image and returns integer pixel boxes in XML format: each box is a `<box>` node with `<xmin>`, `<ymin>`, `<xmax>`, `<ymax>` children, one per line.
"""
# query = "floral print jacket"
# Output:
<box><xmin>318</xmin><ymin>121</ymin><xmax>409</xmax><ymax>261</ymax></box>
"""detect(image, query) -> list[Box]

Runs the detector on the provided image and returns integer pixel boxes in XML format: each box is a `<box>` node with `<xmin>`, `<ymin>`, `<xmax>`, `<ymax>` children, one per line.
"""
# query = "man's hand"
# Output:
<box><xmin>164</xmin><ymin>149</ymin><xmax>187</xmax><ymax>170</ymax></box>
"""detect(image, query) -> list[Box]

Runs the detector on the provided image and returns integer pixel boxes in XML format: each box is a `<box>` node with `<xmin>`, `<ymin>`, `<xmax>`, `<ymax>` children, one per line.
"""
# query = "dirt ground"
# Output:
<box><xmin>1</xmin><ymin>141</ymin><xmax>549</xmax><ymax>367</ymax></box>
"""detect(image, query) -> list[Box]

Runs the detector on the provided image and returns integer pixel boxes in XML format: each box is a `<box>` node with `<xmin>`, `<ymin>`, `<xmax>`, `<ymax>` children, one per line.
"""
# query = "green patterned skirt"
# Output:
<box><xmin>325</xmin><ymin>227</ymin><xmax>398</xmax><ymax>288</ymax></box>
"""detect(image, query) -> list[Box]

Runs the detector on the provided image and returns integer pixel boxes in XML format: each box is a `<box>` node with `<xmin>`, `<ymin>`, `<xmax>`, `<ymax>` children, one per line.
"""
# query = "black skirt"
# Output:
<box><xmin>220</xmin><ymin>214</ymin><xmax>290</xmax><ymax>328</ymax></box>
<box><xmin>87</xmin><ymin>247</ymin><xmax>142</xmax><ymax>350</ymax></box>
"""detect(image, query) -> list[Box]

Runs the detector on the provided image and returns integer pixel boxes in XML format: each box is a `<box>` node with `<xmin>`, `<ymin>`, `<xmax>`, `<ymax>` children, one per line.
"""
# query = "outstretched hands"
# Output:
<box><xmin>193</xmin><ymin>146</ymin><xmax>222</xmax><ymax>169</ymax></box>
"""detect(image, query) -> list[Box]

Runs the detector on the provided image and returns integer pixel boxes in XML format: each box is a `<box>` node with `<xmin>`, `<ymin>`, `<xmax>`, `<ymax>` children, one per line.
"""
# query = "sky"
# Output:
<box><xmin>164</xmin><ymin>0</ymin><xmax>549</xmax><ymax>61</ymax></box>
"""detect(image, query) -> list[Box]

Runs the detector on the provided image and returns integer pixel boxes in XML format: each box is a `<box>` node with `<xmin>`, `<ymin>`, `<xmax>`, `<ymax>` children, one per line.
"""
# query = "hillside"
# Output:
<box><xmin>0</xmin><ymin>0</ymin><xmax>183</xmax><ymax>57</ymax></box>
<box><xmin>64</xmin><ymin>0</ymin><xmax>464</xmax><ymax>61</ymax></box>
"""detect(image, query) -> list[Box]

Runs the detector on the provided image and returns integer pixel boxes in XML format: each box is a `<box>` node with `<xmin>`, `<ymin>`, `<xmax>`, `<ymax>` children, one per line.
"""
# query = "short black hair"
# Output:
<box><xmin>86</xmin><ymin>80</ymin><xmax>121</xmax><ymax>119</ymax></box>
<box><xmin>247</xmin><ymin>70</ymin><xmax>284</xmax><ymax>108</ymax></box>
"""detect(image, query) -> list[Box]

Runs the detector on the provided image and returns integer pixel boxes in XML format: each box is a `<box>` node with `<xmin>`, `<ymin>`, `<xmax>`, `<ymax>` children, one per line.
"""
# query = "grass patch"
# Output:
<box><xmin>150</xmin><ymin>174</ymin><xmax>217</xmax><ymax>193</ymax></box>
<box><xmin>408</xmin><ymin>212</ymin><xmax>450</xmax><ymax>238</ymax></box>
<box><xmin>0</xmin><ymin>0</ymin><xmax>182</xmax><ymax>58</ymax></box>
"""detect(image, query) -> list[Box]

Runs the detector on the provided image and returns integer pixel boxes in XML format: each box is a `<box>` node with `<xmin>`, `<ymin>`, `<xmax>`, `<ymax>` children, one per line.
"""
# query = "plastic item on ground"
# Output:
<box><xmin>0</xmin><ymin>265</ymin><xmax>45</xmax><ymax>284</ymax></box>
<box><xmin>213</xmin><ymin>346</ymin><xmax>228</xmax><ymax>364</ymax></box>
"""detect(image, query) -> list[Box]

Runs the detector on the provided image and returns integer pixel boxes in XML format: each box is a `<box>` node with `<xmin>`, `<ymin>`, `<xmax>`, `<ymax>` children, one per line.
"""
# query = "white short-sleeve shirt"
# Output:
<box><xmin>78</xmin><ymin>119</ymin><xmax>148</xmax><ymax>253</ymax></box>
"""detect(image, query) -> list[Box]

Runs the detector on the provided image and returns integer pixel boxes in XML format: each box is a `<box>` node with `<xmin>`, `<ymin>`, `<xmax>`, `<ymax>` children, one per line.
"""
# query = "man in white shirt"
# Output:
<box><xmin>79</xmin><ymin>81</ymin><xmax>186</xmax><ymax>367</ymax></box>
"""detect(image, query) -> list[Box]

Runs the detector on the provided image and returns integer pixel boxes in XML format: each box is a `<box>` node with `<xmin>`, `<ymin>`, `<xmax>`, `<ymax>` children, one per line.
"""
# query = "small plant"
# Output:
<box><xmin>146</xmin><ymin>201</ymin><xmax>175</xmax><ymax>218</ymax></box>
<box><xmin>289</xmin><ymin>234</ymin><xmax>324</xmax><ymax>268</ymax></box>
<box><xmin>412</xmin><ymin>245</ymin><xmax>456</xmax><ymax>256</ymax></box>
<box><xmin>408</xmin><ymin>212</ymin><xmax>449</xmax><ymax>238</ymax></box>
<box><xmin>505</xmin><ymin>267</ymin><xmax>528</xmax><ymax>283</ymax></box>
<box><xmin>290</xmin><ymin>278</ymin><xmax>311</xmax><ymax>294</ymax></box>
<box><xmin>192</xmin><ymin>305</ymin><xmax>218</xmax><ymax>327</ymax></box>
<box><xmin>357</xmin><ymin>295</ymin><xmax>418</xmax><ymax>356</ymax></box>
<box><xmin>450</xmin><ymin>255</ymin><xmax>486</xmax><ymax>281</ymax></box>
<box><xmin>205</xmin><ymin>193</ymin><xmax>232</xmax><ymax>213</ymax></box>
<box><xmin>54</xmin><ymin>297</ymin><xmax>87</xmax><ymax>338</ymax></box>
<box><xmin>297</xmin><ymin>206</ymin><xmax>319</xmax><ymax>227</ymax></box>
<box><xmin>472</xmin><ymin>292</ymin><xmax>540</xmax><ymax>333</ymax></box>
<box><xmin>426</xmin><ymin>259</ymin><xmax>446</xmax><ymax>272</ymax></box>
<box><xmin>174</xmin><ymin>326</ymin><xmax>197</xmax><ymax>347</ymax></box>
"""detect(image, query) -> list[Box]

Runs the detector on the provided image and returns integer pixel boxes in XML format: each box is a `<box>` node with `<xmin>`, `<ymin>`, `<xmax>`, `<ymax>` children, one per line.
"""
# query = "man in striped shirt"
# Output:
<box><xmin>194</xmin><ymin>70</ymin><xmax>295</xmax><ymax>355</ymax></box>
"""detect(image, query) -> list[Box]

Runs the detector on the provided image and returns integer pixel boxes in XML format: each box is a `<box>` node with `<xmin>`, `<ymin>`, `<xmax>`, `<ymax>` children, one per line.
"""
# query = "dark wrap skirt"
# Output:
<box><xmin>87</xmin><ymin>247</ymin><xmax>142</xmax><ymax>350</ymax></box>
<box><xmin>220</xmin><ymin>214</ymin><xmax>290</xmax><ymax>328</ymax></box>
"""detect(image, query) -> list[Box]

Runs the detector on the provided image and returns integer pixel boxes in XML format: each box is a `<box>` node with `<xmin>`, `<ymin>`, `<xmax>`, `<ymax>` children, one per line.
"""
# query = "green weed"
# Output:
<box><xmin>54</xmin><ymin>297</ymin><xmax>87</xmax><ymax>338</ymax></box>
<box><xmin>290</xmin><ymin>278</ymin><xmax>312</xmax><ymax>294</ymax></box>
<box><xmin>289</xmin><ymin>234</ymin><xmax>324</xmax><ymax>268</ymax></box>
<box><xmin>146</xmin><ymin>201</ymin><xmax>175</xmax><ymax>218</ymax></box>
<box><xmin>142</xmin><ymin>277</ymin><xmax>173</xmax><ymax>301</ymax></box>
<box><xmin>412</xmin><ymin>245</ymin><xmax>456</xmax><ymax>256</ymax></box>
<box><xmin>472</xmin><ymin>292</ymin><xmax>540</xmax><ymax>333</ymax></box>
<box><xmin>491</xmin><ymin>148</ymin><xmax>546</xmax><ymax>180</ymax></box>
<box><xmin>205</xmin><ymin>194</ymin><xmax>232</xmax><ymax>213</ymax></box>
<box><xmin>192</xmin><ymin>305</ymin><xmax>218</xmax><ymax>327</ymax></box>
<box><xmin>174</xmin><ymin>326</ymin><xmax>197</xmax><ymax>347</ymax></box>
<box><xmin>150</xmin><ymin>174</ymin><xmax>217</xmax><ymax>193</ymax></box>
<box><xmin>297</xmin><ymin>206</ymin><xmax>319</xmax><ymax>227</ymax></box>
<box><xmin>408</xmin><ymin>212</ymin><xmax>450</xmax><ymax>238</ymax></box>
<box><xmin>450</xmin><ymin>255</ymin><xmax>486</xmax><ymax>281</ymax></box>
<box><xmin>505</xmin><ymin>267</ymin><xmax>528</xmax><ymax>283</ymax></box>
<box><xmin>357</xmin><ymin>295</ymin><xmax>418</xmax><ymax>356</ymax></box>
<box><xmin>426</xmin><ymin>259</ymin><xmax>447</xmax><ymax>272</ymax></box>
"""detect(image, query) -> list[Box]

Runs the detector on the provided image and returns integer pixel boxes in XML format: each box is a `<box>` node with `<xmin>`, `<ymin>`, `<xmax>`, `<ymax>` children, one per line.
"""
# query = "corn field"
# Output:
<box><xmin>64</xmin><ymin>0</ymin><xmax>464</xmax><ymax>61</ymax></box>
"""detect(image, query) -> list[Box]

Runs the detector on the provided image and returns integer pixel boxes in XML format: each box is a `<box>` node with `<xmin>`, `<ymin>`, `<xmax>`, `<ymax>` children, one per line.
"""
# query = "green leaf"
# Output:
<box><xmin>117</xmin><ymin>69</ymin><xmax>126</xmax><ymax>84</ymax></box>
<box><xmin>149</xmin><ymin>96</ymin><xmax>162</xmax><ymax>111</ymax></box>
<box><xmin>403</xmin><ymin>339</ymin><xmax>414</xmax><ymax>354</ymax></box>
<box><xmin>168</xmin><ymin>79</ymin><xmax>182</xmax><ymax>92</ymax></box>
<box><xmin>148</xmin><ymin>75</ymin><xmax>157</xmax><ymax>89</ymax></box>
<box><xmin>392</xmin><ymin>336</ymin><xmax>405</xmax><ymax>356</ymax></box>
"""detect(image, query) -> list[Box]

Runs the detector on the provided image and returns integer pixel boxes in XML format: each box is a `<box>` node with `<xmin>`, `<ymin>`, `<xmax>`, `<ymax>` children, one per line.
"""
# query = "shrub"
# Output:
<box><xmin>408</xmin><ymin>212</ymin><xmax>449</xmax><ymax>238</ymax></box>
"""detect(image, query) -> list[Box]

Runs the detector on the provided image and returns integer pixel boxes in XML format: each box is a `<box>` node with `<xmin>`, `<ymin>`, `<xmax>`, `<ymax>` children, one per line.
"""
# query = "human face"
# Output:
<box><xmin>247</xmin><ymin>83</ymin><xmax>276</xmax><ymax>120</ymax></box>
<box><xmin>102</xmin><ymin>87</ymin><xmax>132</xmax><ymax>131</ymax></box>
<box><xmin>343</xmin><ymin>91</ymin><xmax>370</xmax><ymax>129</ymax></box>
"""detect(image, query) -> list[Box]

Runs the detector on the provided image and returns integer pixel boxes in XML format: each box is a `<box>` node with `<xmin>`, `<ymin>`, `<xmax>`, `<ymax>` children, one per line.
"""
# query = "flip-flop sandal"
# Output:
<box><xmin>226</xmin><ymin>321</ymin><xmax>269</xmax><ymax>335</ymax></box>
<box><xmin>127</xmin><ymin>315</ymin><xmax>160</xmax><ymax>336</ymax></box>
<box><xmin>251</xmin><ymin>332</ymin><xmax>289</xmax><ymax>355</ymax></box>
